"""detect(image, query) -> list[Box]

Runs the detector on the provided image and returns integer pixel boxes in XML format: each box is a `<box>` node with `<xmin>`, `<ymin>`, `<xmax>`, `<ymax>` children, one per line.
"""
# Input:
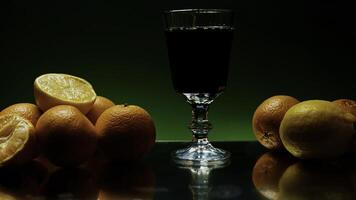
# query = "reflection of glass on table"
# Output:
<box><xmin>179</xmin><ymin>163</ymin><xmax>228</xmax><ymax>200</ymax></box>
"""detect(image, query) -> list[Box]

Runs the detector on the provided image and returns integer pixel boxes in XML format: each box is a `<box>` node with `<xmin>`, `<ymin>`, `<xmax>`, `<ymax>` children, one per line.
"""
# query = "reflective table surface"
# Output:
<box><xmin>1</xmin><ymin>141</ymin><xmax>356</xmax><ymax>200</ymax></box>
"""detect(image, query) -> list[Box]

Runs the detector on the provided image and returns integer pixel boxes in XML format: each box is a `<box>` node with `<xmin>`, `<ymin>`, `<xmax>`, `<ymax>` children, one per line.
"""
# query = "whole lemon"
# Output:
<box><xmin>280</xmin><ymin>100</ymin><xmax>355</xmax><ymax>159</ymax></box>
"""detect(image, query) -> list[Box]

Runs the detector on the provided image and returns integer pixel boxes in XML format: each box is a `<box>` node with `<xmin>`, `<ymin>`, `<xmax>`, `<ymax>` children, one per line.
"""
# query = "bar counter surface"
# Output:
<box><xmin>1</xmin><ymin>141</ymin><xmax>355</xmax><ymax>200</ymax></box>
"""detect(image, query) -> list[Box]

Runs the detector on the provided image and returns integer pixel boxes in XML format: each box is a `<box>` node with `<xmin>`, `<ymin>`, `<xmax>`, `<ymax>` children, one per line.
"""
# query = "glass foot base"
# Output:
<box><xmin>172</xmin><ymin>139</ymin><xmax>231</xmax><ymax>167</ymax></box>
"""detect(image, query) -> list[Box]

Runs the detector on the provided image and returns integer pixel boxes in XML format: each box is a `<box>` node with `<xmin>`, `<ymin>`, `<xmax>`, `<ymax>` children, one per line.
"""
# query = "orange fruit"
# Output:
<box><xmin>36</xmin><ymin>105</ymin><xmax>97</xmax><ymax>167</ymax></box>
<box><xmin>86</xmin><ymin>96</ymin><xmax>115</xmax><ymax>124</ymax></box>
<box><xmin>0</xmin><ymin>114</ymin><xmax>38</xmax><ymax>166</ymax></box>
<box><xmin>0</xmin><ymin>103</ymin><xmax>42</xmax><ymax>126</ymax></box>
<box><xmin>333</xmin><ymin>99</ymin><xmax>356</xmax><ymax>152</ymax></box>
<box><xmin>333</xmin><ymin>99</ymin><xmax>356</xmax><ymax>117</ymax></box>
<box><xmin>34</xmin><ymin>73</ymin><xmax>97</xmax><ymax>114</ymax></box>
<box><xmin>280</xmin><ymin>100</ymin><xmax>355</xmax><ymax>159</ymax></box>
<box><xmin>252</xmin><ymin>95</ymin><xmax>299</xmax><ymax>150</ymax></box>
<box><xmin>252</xmin><ymin>152</ymin><xmax>295</xmax><ymax>200</ymax></box>
<box><xmin>95</xmin><ymin>105</ymin><xmax>156</xmax><ymax>161</ymax></box>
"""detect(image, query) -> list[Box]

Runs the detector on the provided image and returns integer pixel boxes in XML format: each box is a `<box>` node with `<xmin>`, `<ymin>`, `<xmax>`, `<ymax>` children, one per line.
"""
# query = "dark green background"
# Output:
<box><xmin>1</xmin><ymin>1</ymin><xmax>355</xmax><ymax>140</ymax></box>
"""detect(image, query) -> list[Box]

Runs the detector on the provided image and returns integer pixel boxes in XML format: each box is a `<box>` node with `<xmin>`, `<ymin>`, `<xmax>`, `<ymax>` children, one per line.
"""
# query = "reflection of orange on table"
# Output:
<box><xmin>98</xmin><ymin>163</ymin><xmax>156</xmax><ymax>200</ymax></box>
<box><xmin>42</xmin><ymin>167</ymin><xmax>99</xmax><ymax>200</ymax></box>
<box><xmin>252</xmin><ymin>152</ymin><xmax>295</xmax><ymax>200</ymax></box>
<box><xmin>0</xmin><ymin>160</ymin><xmax>48</xmax><ymax>199</ymax></box>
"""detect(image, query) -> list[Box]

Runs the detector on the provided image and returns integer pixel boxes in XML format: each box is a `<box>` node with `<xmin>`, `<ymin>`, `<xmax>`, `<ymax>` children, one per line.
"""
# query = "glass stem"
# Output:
<box><xmin>190</xmin><ymin>104</ymin><xmax>212</xmax><ymax>140</ymax></box>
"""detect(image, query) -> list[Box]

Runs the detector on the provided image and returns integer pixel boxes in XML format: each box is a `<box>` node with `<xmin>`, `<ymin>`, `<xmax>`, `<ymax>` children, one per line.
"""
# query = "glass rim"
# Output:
<box><xmin>163</xmin><ymin>9</ymin><xmax>233</xmax><ymax>14</ymax></box>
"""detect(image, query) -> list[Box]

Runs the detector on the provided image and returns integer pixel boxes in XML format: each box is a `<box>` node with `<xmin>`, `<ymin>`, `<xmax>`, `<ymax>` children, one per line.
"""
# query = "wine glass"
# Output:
<box><xmin>163</xmin><ymin>9</ymin><xmax>234</xmax><ymax>166</ymax></box>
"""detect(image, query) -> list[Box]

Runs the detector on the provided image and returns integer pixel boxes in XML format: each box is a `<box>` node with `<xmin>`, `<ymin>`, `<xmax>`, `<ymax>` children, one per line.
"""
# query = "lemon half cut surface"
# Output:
<box><xmin>0</xmin><ymin>114</ymin><xmax>37</xmax><ymax>166</ymax></box>
<box><xmin>34</xmin><ymin>73</ymin><xmax>97</xmax><ymax>114</ymax></box>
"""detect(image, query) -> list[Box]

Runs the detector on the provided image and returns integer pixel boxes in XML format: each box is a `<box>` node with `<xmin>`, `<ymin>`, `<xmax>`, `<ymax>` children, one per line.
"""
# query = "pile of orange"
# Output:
<box><xmin>253</xmin><ymin>95</ymin><xmax>356</xmax><ymax>159</ymax></box>
<box><xmin>0</xmin><ymin>73</ymin><xmax>156</xmax><ymax>168</ymax></box>
<box><xmin>252</xmin><ymin>96</ymin><xmax>356</xmax><ymax>200</ymax></box>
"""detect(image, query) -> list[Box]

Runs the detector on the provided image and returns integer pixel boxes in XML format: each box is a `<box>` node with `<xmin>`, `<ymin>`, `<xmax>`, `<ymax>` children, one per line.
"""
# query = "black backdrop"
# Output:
<box><xmin>0</xmin><ymin>1</ymin><xmax>355</xmax><ymax>140</ymax></box>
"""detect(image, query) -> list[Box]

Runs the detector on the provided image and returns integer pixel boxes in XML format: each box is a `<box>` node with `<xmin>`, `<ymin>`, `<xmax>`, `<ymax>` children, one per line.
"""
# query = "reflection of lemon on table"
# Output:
<box><xmin>0</xmin><ymin>191</ymin><xmax>16</xmax><ymax>200</ymax></box>
<box><xmin>34</xmin><ymin>73</ymin><xmax>96</xmax><ymax>114</ymax></box>
<box><xmin>280</xmin><ymin>100</ymin><xmax>356</xmax><ymax>159</ymax></box>
<box><xmin>278</xmin><ymin>161</ymin><xmax>355</xmax><ymax>200</ymax></box>
<box><xmin>0</xmin><ymin>114</ymin><xmax>38</xmax><ymax>166</ymax></box>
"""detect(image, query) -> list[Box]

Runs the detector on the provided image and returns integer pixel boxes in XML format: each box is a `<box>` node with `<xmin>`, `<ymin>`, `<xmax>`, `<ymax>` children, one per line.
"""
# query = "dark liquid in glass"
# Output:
<box><xmin>165</xmin><ymin>27</ymin><xmax>234</xmax><ymax>94</ymax></box>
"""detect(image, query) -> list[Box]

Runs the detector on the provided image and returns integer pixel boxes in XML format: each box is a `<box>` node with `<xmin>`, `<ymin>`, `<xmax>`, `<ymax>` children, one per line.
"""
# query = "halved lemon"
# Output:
<box><xmin>34</xmin><ymin>73</ymin><xmax>97</xmax><ymax>114</ymax></box>
<box><xmin>0</xmin><ymin>114</ymin><xmax>37</xmax><ymax>166</ymax></box>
